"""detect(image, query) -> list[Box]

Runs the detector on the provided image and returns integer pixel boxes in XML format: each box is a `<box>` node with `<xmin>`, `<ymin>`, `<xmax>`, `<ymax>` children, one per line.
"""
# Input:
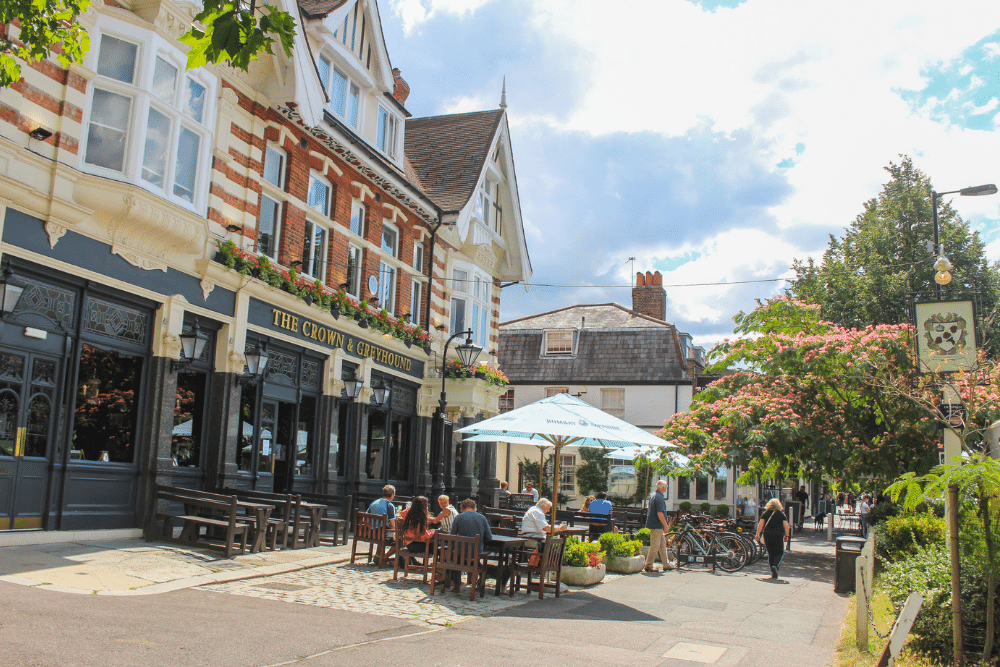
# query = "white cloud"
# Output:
<box><xmin>389</xmin><ymin>0</ymin><xmax>492</xmax><ymax>34</ymax></box>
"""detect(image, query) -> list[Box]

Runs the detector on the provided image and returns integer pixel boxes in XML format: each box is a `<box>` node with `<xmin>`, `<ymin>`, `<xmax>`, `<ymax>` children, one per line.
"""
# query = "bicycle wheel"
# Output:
<box><xmin>714</xmin><ymin>534</ymin><xmax>748</xmax><ymax>572</ymax></box>
<box><xmin>676</xmin><ymin>534</ymin><xmax>698</xmax><ymax>568</ymax></box>
<box><xmin>722</xmin><ymin>531</ymin><xmax>756</xmax><ymax>565</ymax></box>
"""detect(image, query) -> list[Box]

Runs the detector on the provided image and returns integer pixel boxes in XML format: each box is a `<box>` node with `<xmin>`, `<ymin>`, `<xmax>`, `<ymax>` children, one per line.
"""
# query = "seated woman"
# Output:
<box><xmin>398</xmin><ymin>496</ymin><xmax>435</xmax><ymax>561</ymax></box>
<box><xmin>580</xmin><ymin>496</ymin><xmax>595</xmax><ymax>513</ymax></box>
<box><xmin>429</xmin><ymin>495</ymin><xmax>458</xmax><ymax>533</ymax></box>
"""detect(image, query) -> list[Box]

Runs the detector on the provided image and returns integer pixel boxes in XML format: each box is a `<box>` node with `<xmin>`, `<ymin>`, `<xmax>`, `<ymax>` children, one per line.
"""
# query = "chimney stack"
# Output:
<box><xmin>632</xmin><ymin>270</ymin><xmax>666</xmax><ymax>321</ymax></box>
<box><xmin>392</xmin><ymin>68</ymin><xmax>410</xmax><ymax>105</ymax></box>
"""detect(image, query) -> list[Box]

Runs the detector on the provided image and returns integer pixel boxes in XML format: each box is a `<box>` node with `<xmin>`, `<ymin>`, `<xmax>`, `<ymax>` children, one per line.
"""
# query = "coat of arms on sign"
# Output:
<box><xmin>923</xmin><ymin>312</ymin><xmax>968</xmax><ymax>354</ymax></box>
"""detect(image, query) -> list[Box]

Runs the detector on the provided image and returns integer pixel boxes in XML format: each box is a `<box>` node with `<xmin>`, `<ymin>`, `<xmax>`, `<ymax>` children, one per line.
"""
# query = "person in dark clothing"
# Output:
<box><xmin>794</xmin><ymin>486</ymin><xmax>809</xmax><ymax>529</ymax></box>
<box><xmin>447</xmin><ymin>499</ymin><xmax>494</xmax><ymax>592</ymax></box>
<box><xmin>755</xmin><ymin>498</ymin><xmax>791</xmax><ymax>579</ymax></box>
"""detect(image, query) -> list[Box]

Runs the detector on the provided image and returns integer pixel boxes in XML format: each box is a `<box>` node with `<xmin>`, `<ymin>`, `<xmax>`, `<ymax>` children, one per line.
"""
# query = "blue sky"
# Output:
<box><xmin>380</xmin><ymin>0</ymin><xmax>1000</xmax><ymax>347</ymax></box>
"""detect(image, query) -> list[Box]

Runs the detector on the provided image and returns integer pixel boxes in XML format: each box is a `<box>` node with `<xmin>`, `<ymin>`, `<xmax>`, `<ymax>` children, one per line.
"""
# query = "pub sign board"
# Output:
<box><xmin>507</xmin><ymin>493</ymin><xmax>535</xmax><ymax>512</ymax></box>
<box><xmin>914</xmin><ymin>300</ymin><xmax>977</xmax><ymax>374</ymax></box>
<box><xmin>248</xmin><ymin>298</ymin><xmax>424</xmax><ymax>379</ymax></box>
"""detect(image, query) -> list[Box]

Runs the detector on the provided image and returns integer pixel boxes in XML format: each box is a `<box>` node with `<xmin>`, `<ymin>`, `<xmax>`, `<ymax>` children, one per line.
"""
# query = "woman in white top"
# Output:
<box><xmin>431</xmin><ymin>495</ymin><xmax>457</xmax><ymax>533</ymax></box>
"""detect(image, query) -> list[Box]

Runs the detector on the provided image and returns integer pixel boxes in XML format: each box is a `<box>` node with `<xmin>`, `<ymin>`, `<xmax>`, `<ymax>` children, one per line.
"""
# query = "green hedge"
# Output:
<box><xmin>873</xmin><ymin>513</ymin><xmax>946</xmax><ymax>562</ymax></box>
<box><xmin>880</xmin><ymin>543</ymin><xmax>999</xmax><ymax>663</ymax></box>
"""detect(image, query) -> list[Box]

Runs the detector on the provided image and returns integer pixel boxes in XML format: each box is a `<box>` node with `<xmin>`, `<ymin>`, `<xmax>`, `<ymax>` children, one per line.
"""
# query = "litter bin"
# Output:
<box><xmin>834</xmin><ymin>536</ymin><xmax>867</xmax><ymax>592</ymax></box>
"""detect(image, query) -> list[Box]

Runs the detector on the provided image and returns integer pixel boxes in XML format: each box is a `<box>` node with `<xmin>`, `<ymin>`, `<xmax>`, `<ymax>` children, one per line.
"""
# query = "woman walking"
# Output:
<box><xmin>755</xmin><ymin>498</ymin><xmax>791</xmax><ymax>579</ymax></box>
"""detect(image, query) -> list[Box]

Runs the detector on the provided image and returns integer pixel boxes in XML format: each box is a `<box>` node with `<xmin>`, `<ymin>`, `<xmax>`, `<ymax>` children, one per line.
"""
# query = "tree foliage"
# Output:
<box><xmin>790</xmin><ymin>156</ymin><xmax>1000</xmax><ymax>354</ymax></box>
<box><xmin>657</xmin><ymin>297</ymin><xmax>941</xmax><ymax>483</ymax></box>
<box><xmin>0</xmin><ymin>0</ymin><xmax>295</xmax><ymax>88</ymax></box>
<box><xmin>575</xmin><ymin>446</ymin><xmax>610</xmax><ymax>496</ymax></box>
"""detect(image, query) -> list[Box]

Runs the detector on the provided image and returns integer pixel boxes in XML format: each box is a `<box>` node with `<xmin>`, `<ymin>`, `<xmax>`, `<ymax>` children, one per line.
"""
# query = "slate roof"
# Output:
<box><xmin>405</xmin><ymin>110</ymin><xmax>504</xmax><ymax>212</ymax></box>
<box><xmin>298</xmin><ymin>0</ymin><xmax>349</xmax><ymax>20</ymax></box>
<box><xmin>499</xmin><ymin>304</ymin><xmax>689</xmax><ymax>384</ymax></box>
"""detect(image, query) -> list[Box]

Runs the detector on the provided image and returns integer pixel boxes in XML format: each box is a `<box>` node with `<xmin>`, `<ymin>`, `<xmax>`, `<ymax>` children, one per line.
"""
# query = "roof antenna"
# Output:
<box><xmin>500</xmin><ymin>76</ymin><xmax>507</xmax><ymax>109</ymax></box>
<box><xmin>627</xmin><ymin>257</ymin><xmax>636</xmax><ymax>286</ymax></box>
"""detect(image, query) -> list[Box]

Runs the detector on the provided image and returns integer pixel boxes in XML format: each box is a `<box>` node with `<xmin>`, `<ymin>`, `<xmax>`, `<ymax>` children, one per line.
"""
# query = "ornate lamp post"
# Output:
<box><xmin>928</xmin><ymin>181</ymin><xmax>996</xmax><ymax>666</ymax></box>
<box><xmin>433</xmin><ymin>329</ymin><xmax>482</xmax><ymax>496</ymax></box>
<box><xmin>337</xmin><ymin>369</ymin><xmax>363</xmax><ymax>496</ymax></box>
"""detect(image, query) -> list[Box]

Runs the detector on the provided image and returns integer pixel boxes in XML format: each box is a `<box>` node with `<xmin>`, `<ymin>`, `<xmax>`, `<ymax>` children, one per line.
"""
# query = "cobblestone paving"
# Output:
<box><xmin>200</xmin><ymin>562</ymin><xmax>556</xmax><ymax>627</ymax></box>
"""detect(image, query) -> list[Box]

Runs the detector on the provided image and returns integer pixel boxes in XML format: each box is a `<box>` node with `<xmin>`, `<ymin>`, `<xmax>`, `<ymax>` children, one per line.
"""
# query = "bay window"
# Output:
<box><xmin>83</xmin><ymin>29</ymin><xmax>213</xmax><ymax>210</ymax></box>
<box><xmin>450</xmin><ymin>265</ymin><xmax>491</xmax><ymax>347</ymax></box>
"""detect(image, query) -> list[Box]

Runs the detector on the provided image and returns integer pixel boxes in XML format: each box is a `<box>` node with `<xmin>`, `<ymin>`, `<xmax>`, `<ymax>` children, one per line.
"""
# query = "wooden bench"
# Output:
<box><xmin>149</xmin><ymin>486</ymin><xmax>250</xmax><ymax>558</ymax></box>
<box><xmin>220</xmin><ymin>487</ymin><xmax>297</xmax><ymax>550</ymax></box>
<box><xmin>570</xmin><ymin>511</ymin><xmax>615</xmax><ymax>540</ymax></box>
<box><xmin>296</xmin><ymin>491</ymin><xmax>353</xmax><ymax>546</ymax></box>
<box><xmin>152</xmin><ymin>485</ymin><xmax>274</xmax><ymax>553</ymax></box>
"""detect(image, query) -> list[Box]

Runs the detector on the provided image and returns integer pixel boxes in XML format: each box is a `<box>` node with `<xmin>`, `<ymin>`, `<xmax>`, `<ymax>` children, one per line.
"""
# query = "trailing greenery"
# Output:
<box><xmin>215</xmin><ymin>240</ymin><xmax>431</xmax><ymax>348</ymax></box>
<box><xmin>444</xmin><ymin>359</ymin><xmax>508</xmax><ymax>389</ymax></box>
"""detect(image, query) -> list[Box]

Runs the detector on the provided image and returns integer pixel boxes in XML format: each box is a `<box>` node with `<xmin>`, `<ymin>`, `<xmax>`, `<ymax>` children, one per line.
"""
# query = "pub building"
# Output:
<box><xmin>0</xmin><ymin>0</ymin><xmax>531</xmax><ymax>534</ymax></box>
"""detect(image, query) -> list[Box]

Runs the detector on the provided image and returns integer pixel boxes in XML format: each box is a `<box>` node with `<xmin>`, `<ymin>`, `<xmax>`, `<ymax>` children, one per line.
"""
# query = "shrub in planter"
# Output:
<box><xmin>678</xmin><ymin>501</ymin><xmax>692</xmax><ymax>512</ymax></box>
<box><xmin>712</xmin><ymin>504</ymin><xmax>730</xmax><ymax>517</ymax></box>
<box><xmin>607</xmin><ymin>539</ymin><xmax>644</xmax><ymax>573</ymax></box>
<box><xmin>699</xmin><ymin>502</ymin><xmax>712</xmax><ymax>513</ymax></box>
<box><xmin>635</xmin><ymin>527</ymin><xmax>651</xmax><ymax>546</ymax></box>
<box><xmin>561</xmin><ymin>538</ymin><xmax>606</xmax><ymax>586</ymax></box>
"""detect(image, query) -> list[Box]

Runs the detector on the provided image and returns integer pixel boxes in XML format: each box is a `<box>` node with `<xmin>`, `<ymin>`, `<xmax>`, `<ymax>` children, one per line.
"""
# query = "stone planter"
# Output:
<box><xmin>640</xmin><ymin>545</ymin><xmax>650</xmax><ymax>558</ymax></box>
<box><xmin>560</xmin><ymin>564</ymin><xmax>605</xmax><ymax>586</ymax></box>
<box><xmin>607</xmin><ymin>555</ymin><xmax>645</xmax><ymax>574</ymax></box>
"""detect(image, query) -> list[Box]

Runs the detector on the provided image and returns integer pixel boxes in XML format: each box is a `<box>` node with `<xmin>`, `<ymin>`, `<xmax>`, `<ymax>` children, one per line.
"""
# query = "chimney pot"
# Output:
<box><xmin>631</xmin><ymin>268</ymin><xmax>667</xmax><ymax>321</ymax></box>
<box><xmin>652</xmin><ymin>271</ymin><xmax>662</xmax><ymax>286</ymax></box>
<box><xmin>636</xmin><ymin>272</ymin><xmax>644</xmax><ymax>286</ymax></box>
<box><xmin>392</xmin><ymin>68</ymin><xmax>410</xmax><ymax>105</ymax></box>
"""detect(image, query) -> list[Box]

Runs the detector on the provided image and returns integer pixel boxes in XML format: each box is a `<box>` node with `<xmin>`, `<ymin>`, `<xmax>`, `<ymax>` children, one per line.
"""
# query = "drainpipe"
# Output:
<box><xmin>424</xmin><ymin>210</ymin><xmax>444</xmax><ymax>333</ymax></box>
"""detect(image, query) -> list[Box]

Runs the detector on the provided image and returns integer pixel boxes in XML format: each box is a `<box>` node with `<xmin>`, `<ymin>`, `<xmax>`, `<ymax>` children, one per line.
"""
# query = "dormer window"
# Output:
<box><xmin>318</xmin><ymin>55</ymin><xmax>361</xmax><ymax>128</ymax></box>
<box><xmin>377</xmin><ymin>105</ymin><xmax>400</xmax><ymax>159</ymax></box>
<box><xmin>543</xmin><ymin>330</ymin><xmax>575</xmax><ymax>356</ymax></box>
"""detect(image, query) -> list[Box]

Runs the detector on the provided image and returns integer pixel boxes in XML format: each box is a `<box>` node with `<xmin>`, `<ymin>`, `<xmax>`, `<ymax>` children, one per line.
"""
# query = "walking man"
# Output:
<box><xmin>644</xmin><ymin>480</ymin><xmax>671</xmax><ymax>573</ymax></box>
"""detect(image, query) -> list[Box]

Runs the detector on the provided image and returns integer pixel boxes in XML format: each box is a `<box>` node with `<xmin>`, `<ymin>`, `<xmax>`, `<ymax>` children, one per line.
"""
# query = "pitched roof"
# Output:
<box><xmin>298</xmin><ymin>0</ymin><xmax>349</xmax><ymax>20</ymax></box>
<box><xmin>405</xmin><ymin>109</ymin><xmax>504</xmax><ymax>212</ymax></box>
<box><xmin>499</xmin><ymin>303</ymin><xmax>687</xmax><ymax>383</ymax></box>
<box><xmin>501</xmin><ymin>303</ymin><xmax>672</xmax><ymax>330</ymax></box>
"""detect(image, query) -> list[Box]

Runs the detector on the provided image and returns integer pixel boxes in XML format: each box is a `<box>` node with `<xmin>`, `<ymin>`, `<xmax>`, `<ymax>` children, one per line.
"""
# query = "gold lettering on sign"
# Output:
<box><xmin>268</xmin><ymin>308</ymin><xmax>412</xmax><ymax>372</ymax></box>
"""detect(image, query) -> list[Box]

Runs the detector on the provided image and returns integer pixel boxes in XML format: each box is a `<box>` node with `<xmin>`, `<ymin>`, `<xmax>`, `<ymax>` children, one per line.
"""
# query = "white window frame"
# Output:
<box><xmin>449</xmin><ymin>262</ymin><xmax>492</xmax><ymax>348</ymax></box>
<box><xmin>376</xmin><ymin>105</ymin><xmax>400</xmax><ymax>160</ymax></box>
<box><xmin>346</xmin><ymin>243</ymin><xmax>363</xmax><ymax>298</ymax></box>
<box><xmin>410</xmin><ymin>279</ymin><xmax>422</xmax><ymax>324</ymax></box>
<box><xmin>560</xmin><ymin>454</ymin><xmax>576</xmax><ymax>493</ymax></box>
<box><xmin>413</xmin><ymin>241</ymin><xmax>424</xmax><ymax>273</ymax></box>
<box><xmin>379</xmin><ymin>261</ymin><xmax>396</xmax><ymax>315</ymax></box>
<box><xmin>318</xmin><ymin>54</ymin><xmax>362</xmax><ymax>129</ymax></box>
<box><xmin>308</xmin><ymin>172</ymin><xmax>332</xmax><ymax>218</ymax></box>
<box><xmin>263</xmin><ymin>143</ymin><xmax>285</xmax><ymax>188</ymax></box>
<box><xmin>543</xmin><ymin>330</ymin><xmax>574</xmax><ymax>356</ymax></box>
<box><xmin>350</xmin><ymin>199</ymin><xmax>366</xmax><ymax>238</ymax></box>
<box><xmin>601</xmin><ymin>388</ymin><xmax>625</xmax><ymax>418</ymax></box>
<box><xmin>301</xmin><ymin>219</ymin><xmax>328</xmax><ymax>282</ymax></box>
<box><xmin>499</xmin><ymin>389</ymin><xmax>514</xmax><ymax>413</ymax></box>
<box><xmin>81</xmin><ymin>22</ymin><xmax>215</xmax><ymax>212</ymax></box>
<box><xmin>381</xmin><ymin>220</ymin><xmax>398</xmax><ymax>258</ymax></box>
<box><xmin>257</xmin><ymin>194</ymin><xmax>281</xmax><ymax>261</ymax></box>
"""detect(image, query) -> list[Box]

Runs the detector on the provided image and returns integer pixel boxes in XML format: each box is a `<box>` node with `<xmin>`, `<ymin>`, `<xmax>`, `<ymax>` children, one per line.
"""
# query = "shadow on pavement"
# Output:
<box><xmin>495</xmin><ymin>592</ymin><xmax>661</xmax><ymax>622</ymax></box>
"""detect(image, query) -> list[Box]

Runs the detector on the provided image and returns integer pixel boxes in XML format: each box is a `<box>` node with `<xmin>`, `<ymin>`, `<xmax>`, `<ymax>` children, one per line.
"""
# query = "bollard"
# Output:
<box><xmin>856</xmin><ymin>553</ymin><xmax>868</xmax><ymax>652</ymax></box>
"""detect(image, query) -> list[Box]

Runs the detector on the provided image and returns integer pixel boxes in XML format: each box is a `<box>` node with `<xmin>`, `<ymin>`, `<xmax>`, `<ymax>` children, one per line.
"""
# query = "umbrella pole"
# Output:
<box><xmin>551</xmin><ymin>444</ymin><xmax>561</xmax><ymax>527</ymax></box>
<box><xmin>536</xmin><ymin>445</ymin><xmax>545</xmax><ymax>494</ymax></box>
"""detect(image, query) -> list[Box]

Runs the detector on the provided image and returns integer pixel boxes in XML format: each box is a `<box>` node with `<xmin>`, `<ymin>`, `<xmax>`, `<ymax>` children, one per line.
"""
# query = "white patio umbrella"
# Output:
<box><xmin>457</xmin><ymin>393</ymin><xmax>677</xmax><ymax>525</ymax></box>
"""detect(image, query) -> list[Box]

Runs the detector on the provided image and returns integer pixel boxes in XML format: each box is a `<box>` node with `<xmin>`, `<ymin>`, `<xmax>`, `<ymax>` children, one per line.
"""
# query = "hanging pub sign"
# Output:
<box><xmin>914</xmin><ymin>299</ymin><xmax>977</xmax><ymax>374</ymax></box>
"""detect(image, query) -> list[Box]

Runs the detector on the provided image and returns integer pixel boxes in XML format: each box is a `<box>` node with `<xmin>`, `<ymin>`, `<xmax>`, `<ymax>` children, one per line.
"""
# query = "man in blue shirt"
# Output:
<box><xmin>589</xmin><ymin>492</ymin><xmax>613</xmax><ymax>515</ymax></box>
<box><xmin>367</xmin><ymin>484</ymin><xmax>397</xmax><ymax>529</ymax></box>
<box><xmin>448</xmin><ymin>498</ymin><xmax>494</xmax><ymax>593</ymax></box>
<box><xmin>643</xmin><ymin>480</ymin><xmax>671</xmax><ymax>573</ymax></box>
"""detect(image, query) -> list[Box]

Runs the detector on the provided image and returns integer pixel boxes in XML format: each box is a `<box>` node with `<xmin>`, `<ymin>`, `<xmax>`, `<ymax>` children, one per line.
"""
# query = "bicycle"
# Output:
<box><xmin>667</xmin><ymin>521</ymin><xmax>748</xmax><ymax>572</ymax></box>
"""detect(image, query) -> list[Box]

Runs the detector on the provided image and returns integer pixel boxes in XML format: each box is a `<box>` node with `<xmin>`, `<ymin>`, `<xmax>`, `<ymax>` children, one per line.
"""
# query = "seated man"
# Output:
<box><xmin>519</xmin><ymin>498</ymin><xmax>567</xmax><ymax>548</ymax></box>
<box><xmin>522</xmin><ymin>481</ymin><xmax>539</xmax><ymax>503</ymax></box>
<box><xmin>589</xmin><ymin>492</ymin><xmax>612</xmax><ymax>515</ymax></box>
<box><xmin>447</xmin><ymin>498</ymin><xmax>494</xmax><ymax>593</ymax></box>
<box><xmin>367</xmin><ymin>484</ymin><xmax>397</xmax><ymax>530</ymax></box>
<box><xmin>498</xmin><ymin>481</ymin><xmax>511</xmax><ymax>502</ymax></box>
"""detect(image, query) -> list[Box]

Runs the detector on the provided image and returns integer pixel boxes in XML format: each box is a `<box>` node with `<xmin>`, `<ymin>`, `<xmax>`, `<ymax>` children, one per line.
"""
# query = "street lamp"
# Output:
<box><xmin>433</xmin><ymin>329</ymin><xmax>483</xmax><ymax>495</ymax></box>
<box><xmin>337</xmin><ymin>368</ymin><xmax>363</xmax><ymax>495</ymax></box>
<box><xmin>931</xmin><ymin>183</ymin><xmax>997</xmax><ymax>299</ymax></box>
<box><xmin>928</xmin><ymin>181</ymin><xmax>996</xmax><ymax>667</ymax></box>
<box><xmin>234</xmin><ymin>342</ymin><xmax>270</xmax><ymax>386</ymax></box>
<box><xmin>0</xmin><ymin>259</ymin><xmax>25</xmax><ymax>319</ymax></box>
<box><xmin>171</xmin><ymin>316</ymin><xmax>210</xmax><ymax>372</ymax></box>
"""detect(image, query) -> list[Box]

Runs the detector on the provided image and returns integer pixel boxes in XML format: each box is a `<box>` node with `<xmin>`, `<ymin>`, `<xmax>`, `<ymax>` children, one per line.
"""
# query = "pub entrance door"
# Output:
<box><xmin>0</xmin><ymin>346</ymin><xmax>62</xmax><ymax>530</ymax></box>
